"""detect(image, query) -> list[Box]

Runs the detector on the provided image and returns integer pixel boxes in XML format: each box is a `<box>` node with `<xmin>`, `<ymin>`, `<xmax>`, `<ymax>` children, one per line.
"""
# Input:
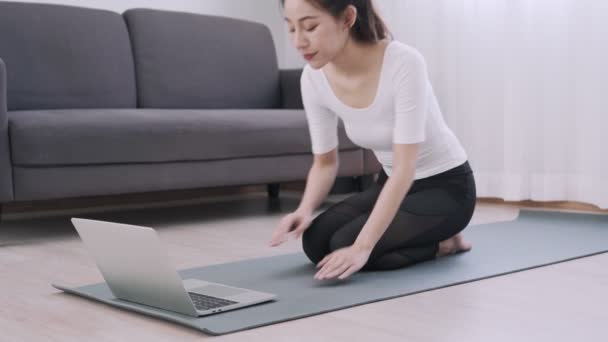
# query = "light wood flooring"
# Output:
<box><xmin>0</xmin><ymin>189</ymin><xmax>606</xmax><ymax>341</ymax></box>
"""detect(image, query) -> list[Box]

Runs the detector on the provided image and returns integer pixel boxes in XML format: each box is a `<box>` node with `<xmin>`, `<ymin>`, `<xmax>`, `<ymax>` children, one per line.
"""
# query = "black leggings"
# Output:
<box><xmin>302</xmin><ymin>161</ymin><xmax>476</xmax><ymax>271</ymax></box>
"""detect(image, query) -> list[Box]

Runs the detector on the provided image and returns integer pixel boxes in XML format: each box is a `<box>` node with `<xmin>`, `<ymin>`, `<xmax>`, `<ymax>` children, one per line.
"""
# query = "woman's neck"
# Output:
<box><xmin>327</xmin><ymin>38</ymin><xmax>389</xmax><ymax>77</ymax></box>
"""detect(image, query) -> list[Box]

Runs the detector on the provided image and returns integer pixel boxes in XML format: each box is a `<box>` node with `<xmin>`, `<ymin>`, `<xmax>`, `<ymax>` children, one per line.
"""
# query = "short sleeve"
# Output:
<box><xmin>392</xmin><ymin>49</ymin><xmax>429</xmax><ymax>144</ymax></box>
<box><xmin>301</xmin><ymin>66</ymin><xmax>339</xmax><ymax>154</ymax></box>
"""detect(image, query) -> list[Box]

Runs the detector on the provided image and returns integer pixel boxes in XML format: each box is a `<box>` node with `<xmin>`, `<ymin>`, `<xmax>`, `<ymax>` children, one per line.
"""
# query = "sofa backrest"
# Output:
<box><xmin>0</xmin><ymin>2</ymin><xmax>137</xmax><ymax>111</ymax></box>
<box><xmin>124</xmin><ymin>9</ymin><xmax>280</xmax><ymax>109</ymax></box>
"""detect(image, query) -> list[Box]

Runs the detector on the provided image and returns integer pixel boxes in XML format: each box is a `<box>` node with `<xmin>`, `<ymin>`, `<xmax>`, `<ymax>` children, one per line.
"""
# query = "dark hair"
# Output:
<box><xmin>280</xmin><ymin>0</ymin><xmax>391</xmax><ymax>43</ymax></box>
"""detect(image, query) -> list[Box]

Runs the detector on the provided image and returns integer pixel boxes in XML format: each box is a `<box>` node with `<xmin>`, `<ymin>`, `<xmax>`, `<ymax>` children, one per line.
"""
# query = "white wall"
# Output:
<box><xmin>2</xmin><ymin>0</ymin><xmax>293</xmax><ymax>68</ymax></box>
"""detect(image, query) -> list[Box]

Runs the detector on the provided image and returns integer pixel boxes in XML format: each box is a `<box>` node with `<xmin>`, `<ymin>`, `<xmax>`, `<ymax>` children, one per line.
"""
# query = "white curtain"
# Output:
<box><xmin>375</xmin><ymin>0</ymin><xmax>608</xmax><ymax>209</ymax></box>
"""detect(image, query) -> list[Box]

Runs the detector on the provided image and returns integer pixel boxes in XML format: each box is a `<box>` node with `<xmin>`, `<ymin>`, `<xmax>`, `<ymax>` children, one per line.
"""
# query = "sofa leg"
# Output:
<box><xmin>267</xmin><ymin>183</ymin><xmax>280</xmax><ymax>198</ymax></box>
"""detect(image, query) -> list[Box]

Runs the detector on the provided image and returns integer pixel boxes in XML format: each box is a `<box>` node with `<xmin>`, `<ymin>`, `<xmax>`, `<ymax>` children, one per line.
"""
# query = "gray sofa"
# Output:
<box><xmin>0</xmin><ymin>2</ymin><xmax>381</xmax><ymax>221</ymax></box>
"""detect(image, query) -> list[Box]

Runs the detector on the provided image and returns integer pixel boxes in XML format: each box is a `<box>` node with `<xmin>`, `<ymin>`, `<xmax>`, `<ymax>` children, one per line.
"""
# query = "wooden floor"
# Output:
<box><xmin>0</xmin><ymin>190</ymin><xmax>606</xmax><ymax>341</ymax></box>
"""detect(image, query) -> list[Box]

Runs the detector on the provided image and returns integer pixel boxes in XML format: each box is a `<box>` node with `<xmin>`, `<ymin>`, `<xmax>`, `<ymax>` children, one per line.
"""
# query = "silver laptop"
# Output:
<box><xmin>71</xmin><ymin>218</ymin><xmax>277</xmax><ymax>317</ymax></box>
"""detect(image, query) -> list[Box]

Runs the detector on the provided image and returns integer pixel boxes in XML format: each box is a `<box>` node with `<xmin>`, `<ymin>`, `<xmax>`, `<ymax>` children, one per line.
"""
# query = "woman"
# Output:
<box><xmin>269</xmin><ymin>0</ymin><xmax>476</xmax><ymax>281</ymax></box>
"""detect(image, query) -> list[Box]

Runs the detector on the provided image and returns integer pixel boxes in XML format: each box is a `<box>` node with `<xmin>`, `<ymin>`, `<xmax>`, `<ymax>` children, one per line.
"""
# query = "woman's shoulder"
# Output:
<box><xmin>301</xmin><ymin>63</ymin><xmax>322</xmax><ymax>81</ymax></box>
<box><xmin>383</xmin><ymin>41</ymin><xmax>429</xmax><ymax>85</ymax></box>
<box><xmin>300</xmin><ymin>63</ymin><xmax>325</xmax><ymax>93</ymax></box>
<box><xmin>386</xmin><ymin>40</ymin><xmax>427</xmax><ymax>69</ymax></box>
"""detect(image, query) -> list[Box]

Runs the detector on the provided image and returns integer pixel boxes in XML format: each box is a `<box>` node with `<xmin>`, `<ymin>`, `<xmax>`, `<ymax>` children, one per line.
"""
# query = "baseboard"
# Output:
<box><xmin>3</xmin><ymin>183</ymin><xmax>605</xmax><ymax>221</ymax></box>
<box><xmin>478</xmin><ymin>198</ymin><xmax>608</xmax><ymax>213</ymax></box>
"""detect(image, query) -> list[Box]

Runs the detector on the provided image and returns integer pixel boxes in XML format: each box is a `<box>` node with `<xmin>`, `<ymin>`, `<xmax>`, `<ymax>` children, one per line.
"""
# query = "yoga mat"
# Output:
<box><xmin>53</xmin><ymin>210</ymin><xmax>608</xmax><ymax>335</ymax></box>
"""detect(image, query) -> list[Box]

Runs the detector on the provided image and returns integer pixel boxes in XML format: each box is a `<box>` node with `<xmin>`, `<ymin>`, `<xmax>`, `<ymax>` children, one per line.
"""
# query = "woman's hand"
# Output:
<box><xmin>314</xmin><ymin>245</ymin><xmax>372</xmax><ymax>280</ymax></box>
<box><xmin>269</xmin><ymin>210</ymin><xmax>313</xmax><ymax>247</ymax></box>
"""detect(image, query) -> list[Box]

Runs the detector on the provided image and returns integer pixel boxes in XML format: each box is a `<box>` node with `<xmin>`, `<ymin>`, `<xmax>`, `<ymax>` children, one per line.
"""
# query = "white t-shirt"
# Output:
<box><xmin>301</xmin><ymin>40</ymin><xmax>468</xmax><ymax>180</ymax></box>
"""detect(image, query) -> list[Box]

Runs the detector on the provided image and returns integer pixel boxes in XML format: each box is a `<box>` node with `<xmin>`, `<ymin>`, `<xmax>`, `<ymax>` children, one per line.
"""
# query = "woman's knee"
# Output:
<box><xmin>301</xmin><ymin>210</ymin><xmax>363</xmax><ymax>264</ymax></box>
<box><xmin>328</xmin><ymin>226</ymin><xmax>358</xmax><ymax>252</ymax></box>
<box><xmin>301</xmin><ymin>218</ymin><xmax>327</xmax><ymax>264</ymax></box>
<box><xmin>300</xmin><ymin>195</ymin><xmax>374</xmax><ymax>264</ymax></box>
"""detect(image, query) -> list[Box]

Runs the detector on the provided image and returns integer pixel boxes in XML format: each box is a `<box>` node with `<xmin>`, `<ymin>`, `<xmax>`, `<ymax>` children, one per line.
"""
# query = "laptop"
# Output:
<box><xmin>71</xmin><ymin>217</ymin><xmax>277</xmax><ymax>317</ymax></box>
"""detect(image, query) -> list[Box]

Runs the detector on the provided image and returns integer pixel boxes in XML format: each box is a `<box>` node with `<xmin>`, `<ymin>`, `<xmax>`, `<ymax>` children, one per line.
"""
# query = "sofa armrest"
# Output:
<box><xmin>279</xmin><ymin>69</ymin><xmax>303</xmax><ymax>109</ymax></box>
<box><xmin>0</xmin><ymin>57</ymin><xmax>14</xmax><ymax>202</ymax></box>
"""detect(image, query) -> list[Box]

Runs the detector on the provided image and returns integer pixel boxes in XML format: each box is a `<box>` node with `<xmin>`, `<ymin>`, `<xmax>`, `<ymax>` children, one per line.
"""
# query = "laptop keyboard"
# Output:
<box><xmin>188</xmin><ymin>292</ymin><xmax>238</xmax><ymax>311</ymax></box>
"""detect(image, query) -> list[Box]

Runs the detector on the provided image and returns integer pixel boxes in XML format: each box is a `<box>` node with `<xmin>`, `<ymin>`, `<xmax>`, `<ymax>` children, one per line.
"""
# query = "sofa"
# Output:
<box><xmin>0</xmin><ymin>2</ymin><xmax>381</xmax><ymax>222</ymax></box>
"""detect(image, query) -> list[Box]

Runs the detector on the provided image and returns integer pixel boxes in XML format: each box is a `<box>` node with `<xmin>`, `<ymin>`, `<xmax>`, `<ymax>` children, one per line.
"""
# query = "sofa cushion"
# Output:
<box><xmin>8</xmin><ymin>109</ymin><xmax>358</xmax><ymax>166</ymax></box>
<box><xmin>0</xmin><ymin>2</ymin><xmax>136</xmax><ymax>111</ymax></box>
<box><xmin>124</xmin><ymin>9</ymin><xmax>280</xmax><ymax>109</ymax></box>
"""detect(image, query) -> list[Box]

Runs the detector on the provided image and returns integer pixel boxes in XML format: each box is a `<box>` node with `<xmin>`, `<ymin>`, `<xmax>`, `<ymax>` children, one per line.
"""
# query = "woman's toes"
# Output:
<box><xmin>436</xmin><ymin>238</ymin><xmax>455</xmax><ymax>257</ymax></box>
<box><xmin>436</xmin><ymin>234</ymin><xmax>473</xmax><ymax>257</ymax></box>
<box><xmin>454</xmin><ymin>234</ymin><xmax>472</xmax><ymax>252</ymax></box>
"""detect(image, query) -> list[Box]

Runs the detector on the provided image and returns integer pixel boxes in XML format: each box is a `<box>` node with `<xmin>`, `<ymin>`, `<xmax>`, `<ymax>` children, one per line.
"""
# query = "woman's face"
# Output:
<box><xmin>283</xmin><ymin>0</ymin><xmax>352</xmax><ymax>69</ymax></box>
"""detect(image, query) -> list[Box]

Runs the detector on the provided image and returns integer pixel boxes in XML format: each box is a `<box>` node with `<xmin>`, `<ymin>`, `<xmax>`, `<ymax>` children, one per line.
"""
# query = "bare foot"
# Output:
<box><xmin>436</xmin><ymin>233</ymin><xmax>472</xmax><ymax>257</ymax></box>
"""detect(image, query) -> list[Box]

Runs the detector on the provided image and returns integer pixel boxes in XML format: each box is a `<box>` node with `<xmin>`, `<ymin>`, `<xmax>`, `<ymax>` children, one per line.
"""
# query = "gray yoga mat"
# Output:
<box><xmin>53</xmin><ymin>210</ymin><xmax>608</xmax><ymax>336</ymax></box>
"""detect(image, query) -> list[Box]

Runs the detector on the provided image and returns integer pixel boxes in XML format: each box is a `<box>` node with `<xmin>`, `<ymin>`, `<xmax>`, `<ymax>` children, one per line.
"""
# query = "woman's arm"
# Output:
<box><xmin>269</xmin><ymin>148</ymin><xmax>339</xmax><ymax>246</ymax></box>
<box><xmin>354</xmin><ymin>143</ymin><xmax>418</xmax><ymax>250</ymax></box>
<box><xmin>314</xmin><ymin>143</ymin><xmax>418</xmax><ymax>280</ymax></box>
<box><xmin>296</xmin><ymin>148</ymin><xmax>339</xmax><ymax>216</ymax></box>
<box><xmin>353</xmin><ymin>48</ymin><xmax>429</xmax><ymax>249</ymax></box>
<box><xmin>270</xmin><ymin>66</ymin><xmax>341</xmax><ymax>246</ymax></box>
